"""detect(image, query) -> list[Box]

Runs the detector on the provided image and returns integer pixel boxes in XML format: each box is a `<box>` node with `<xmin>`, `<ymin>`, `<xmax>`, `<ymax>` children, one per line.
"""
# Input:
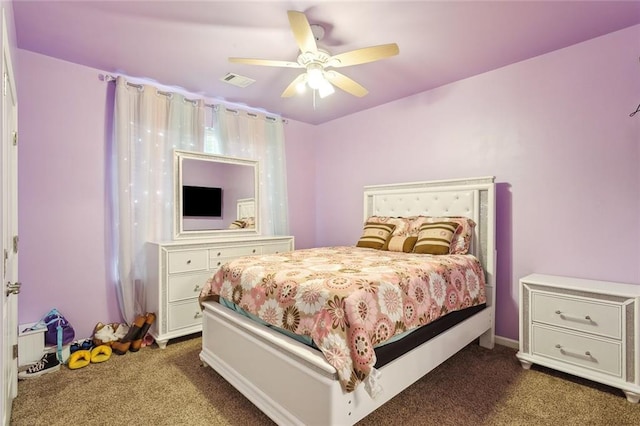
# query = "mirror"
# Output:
<box><xmin>174</xmin><ymin>150</ymin><xmax>259</xmax><ymax>239</ymax></box>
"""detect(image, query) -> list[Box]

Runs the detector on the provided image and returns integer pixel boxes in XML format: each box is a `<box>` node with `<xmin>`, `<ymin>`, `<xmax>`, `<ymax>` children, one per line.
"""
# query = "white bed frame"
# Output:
<box><xmin>200</xmin><ymin>176</ymin><xmax>496</xmax><ymax>425</ymax></box>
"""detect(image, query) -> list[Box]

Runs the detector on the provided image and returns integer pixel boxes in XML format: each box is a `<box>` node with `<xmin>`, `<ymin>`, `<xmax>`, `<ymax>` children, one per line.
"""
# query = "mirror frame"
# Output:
<box><xmin>173</xmin><ymin>149</ymin><xmax>260</xmax><ymax>239</ymax></box>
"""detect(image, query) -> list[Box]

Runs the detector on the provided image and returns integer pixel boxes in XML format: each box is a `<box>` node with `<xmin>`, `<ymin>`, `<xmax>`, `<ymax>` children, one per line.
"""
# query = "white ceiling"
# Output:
<box><xmin>12</xmin><ymin>1</ymin><xmax>640</xmax><ymax>125</ymax></box>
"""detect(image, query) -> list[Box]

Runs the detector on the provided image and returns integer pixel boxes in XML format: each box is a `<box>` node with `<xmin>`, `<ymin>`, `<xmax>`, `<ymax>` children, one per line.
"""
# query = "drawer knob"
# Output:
<box><xmin>194</xmin><ymin>311</ymin><xmax>203</xmax><ymax>319</ymax></box>
<box><xmin>252</xmin><ymin>249</ymin><xmax>256</xmax><ymax>253</ymax></box>
<box><xmin>217</xmin><ymin>252</ymin><xmax>221</xmax><ymax>257</ymax></box>
<box><xmin>186</xmin><ymin>260</ymin><xmax>191</xmax><ymax>265</ymax></box>
<box><xmin>193</xmin><ymin>284</ymin><xmax>200</xmax><ymax>292</ymax></box>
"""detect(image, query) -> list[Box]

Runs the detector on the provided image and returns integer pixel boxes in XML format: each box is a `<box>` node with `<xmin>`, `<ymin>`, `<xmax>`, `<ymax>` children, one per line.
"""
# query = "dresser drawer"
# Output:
<box><xmin>262</xmin><ymin>242</ymin><xmax>293</xmax><ymax>255</ymax></box>
<box><xmin>531</xmin><ymin>292</ymin><xmax>621</xmax><ymax>339</ymax></box>
<box><xmin>168</xmin><ymin>272</ymin><xmax>211</xmax><ymax>302</ymax></box>
<box><xmin>209</xmin><ymin>246</ymin><xmax>260</xmax><ymax>260</ymax></box>
<box><xmin>168</xmin><ymin>299</ymin><xmax>203</xmax><ymax>331</ymax></box>
<box><xmin>208</xmin><ymin>256</ymin><xmax>236</xmax><ymax>271</ymax></box>
<box><xmin>532</xmin><ymin>325</ymin><xmax>622</xmax><ymax>377</ymax></box>
<box><xmin>168</xmin><ymin>250</ymin><xmax>208</xmax><ymax>274</ymax></box>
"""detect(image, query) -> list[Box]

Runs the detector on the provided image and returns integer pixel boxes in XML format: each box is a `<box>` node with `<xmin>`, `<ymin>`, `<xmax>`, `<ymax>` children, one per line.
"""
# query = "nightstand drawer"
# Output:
<box><xmin>168</xmin><ymin>300</ymin><xmax>203</xmax><ymax>331</ymax></box>
<box><xmin>168</xmin><ymin>272</ymin><xmax>211</xmax><ymax>302</ymax></box>
<box><xmin>168</xmin><ymin>250</ymin><xmax>208</xmax><ymax>274</ymax></box>
<box><xmin>532</xmin><ymin>325</ymin><xmax>622</xmax><ymax>377</ymax></box>
<box><xmin>531</xmin><ymin>292</ymin><xmax>621</xmax><ymax>339</ymax></box>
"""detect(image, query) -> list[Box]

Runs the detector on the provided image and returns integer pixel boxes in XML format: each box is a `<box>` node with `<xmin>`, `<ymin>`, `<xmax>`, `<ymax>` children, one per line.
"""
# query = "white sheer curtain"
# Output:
<box><xmin>112</xmin><ymin>77</ymin><xmax>205</xmax><ymax>323</ymax></box>
<box><xmin>206</xmin><ymin>107</ymin><xmax>289</xmax><ymax>236</ymax></box>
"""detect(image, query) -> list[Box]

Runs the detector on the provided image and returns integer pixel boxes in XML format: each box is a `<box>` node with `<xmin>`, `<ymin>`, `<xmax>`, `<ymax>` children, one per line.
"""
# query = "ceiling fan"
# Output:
<box><xmin>229</xmin><ymin>10</ymin><xmax>399</xmax><ymax>99</ymax></box>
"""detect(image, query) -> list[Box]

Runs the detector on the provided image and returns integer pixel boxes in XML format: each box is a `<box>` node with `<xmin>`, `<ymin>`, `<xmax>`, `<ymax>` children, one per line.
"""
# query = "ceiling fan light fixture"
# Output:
<box><xmin>306</xmin><ymin>64</ymin><xmax>324</xmax><ymax>90</ymax></box>
<box><xmin>318</xmin><ymin>80</ymin><xmax>335</xmax><ymax>98</ymax></box>
<box><xmin>296</xmin><ymin>77</ymin><xmax>307</xmax><ymax>94</ymax></box>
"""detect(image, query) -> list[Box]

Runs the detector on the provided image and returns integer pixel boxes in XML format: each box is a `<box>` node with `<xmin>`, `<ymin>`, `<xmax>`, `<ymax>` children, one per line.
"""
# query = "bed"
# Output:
<box><xmin>228</xmin><ymin>198</ymin><xmax>256</xmax><ymax>229</ymax></box>
<box><xmin>199</xmin><ymin>176</ymin><xmax>496</xmax><ymax>425</ymax></box>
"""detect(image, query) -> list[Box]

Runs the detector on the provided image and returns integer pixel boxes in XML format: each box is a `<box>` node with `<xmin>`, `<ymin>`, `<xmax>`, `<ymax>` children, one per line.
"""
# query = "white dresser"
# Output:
<box><xmin>146</xmin><ymin>235</ymin><xmax>294</xmax><ymax>348</ymax></box>
<box><xmin>517</xmin><ymin>273</ymin><xmax>640</xmax><ymax>403</ymax></box>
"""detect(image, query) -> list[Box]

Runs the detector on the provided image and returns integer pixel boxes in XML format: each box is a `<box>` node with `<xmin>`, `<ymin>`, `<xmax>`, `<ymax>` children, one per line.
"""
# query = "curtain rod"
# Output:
<box><xmin>100</xmin><ymin>73</ymin><xmax>286</xmax><ymax>123</ymax></box>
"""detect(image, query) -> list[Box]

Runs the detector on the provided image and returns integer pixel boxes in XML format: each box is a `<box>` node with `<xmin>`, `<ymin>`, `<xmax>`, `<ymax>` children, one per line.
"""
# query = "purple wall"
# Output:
<box><xmin>314</xmin><ymin>25</ymin><xmax>640</xmax><ymax>340</ymax></box>
<box><xmin>16</xmin><ymin>25</ymin><xmax>640</xmax><ymax>342</ymax></box>
<box><xmin>17</xmin><ymin>50</ymin><xmax>119</xmax><ymax>338</ymax></box>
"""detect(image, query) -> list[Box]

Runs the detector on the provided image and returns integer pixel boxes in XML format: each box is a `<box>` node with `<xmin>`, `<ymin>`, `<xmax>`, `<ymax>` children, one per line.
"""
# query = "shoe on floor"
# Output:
<box><xmin>68</xmin><ymin>350</ymin><xmax>91</xmax><ymax>370</ymax></box>
<box><xmin>93</xmin><ymin>322</ymin><xmax>130</xmax><ymax>347</ymax></box>
<box><xmin>18</xmin><ymin>353</ymin><xmax>60</xmax><ymax>379</ymax></box>
<box><xmin>90</xmin><ymin>345</ymin><xmax>112</xmax><ymax>363</ymax></box>
<box><xmin>70</xmin><ymin>338</ymin><xmax>94</xmax><ymax>354</ymax></box>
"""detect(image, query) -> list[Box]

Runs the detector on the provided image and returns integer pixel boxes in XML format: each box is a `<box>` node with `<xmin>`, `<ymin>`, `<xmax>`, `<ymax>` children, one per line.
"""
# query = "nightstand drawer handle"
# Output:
<box><xmin>555</xmin><ymin>344</ymin><xmax>593</xmax><ymax>358</ymax></box>
<box><xmin>193</xmin><ymin>284</ymin><xmax>200</xmax><ymax>292</ymax></box>
<box><xmin>194</xmin><ymin>311</ymin><xmax>203</xmax><ymax>319</ymax></box>
<box><xmin>555</xmin><ymin>310</ymin><xmax>593</xmax><ymax>322</ymax></box>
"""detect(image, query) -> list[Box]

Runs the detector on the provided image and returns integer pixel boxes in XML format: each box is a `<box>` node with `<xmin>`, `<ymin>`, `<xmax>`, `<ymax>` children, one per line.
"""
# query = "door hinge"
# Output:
<box><xmin>13</xmin><ymin>235</ymin><xmax>18</xmax><ymax>253</ymax></box>
<box><xmin>12</xmin><ymin>131</ymin><xmax>17</xmax><ymax>146</ymax></box>
<box><xmin>13</xmin><ymin>344</ymin><xmax>18</xmax><ymax>360</ymax></box>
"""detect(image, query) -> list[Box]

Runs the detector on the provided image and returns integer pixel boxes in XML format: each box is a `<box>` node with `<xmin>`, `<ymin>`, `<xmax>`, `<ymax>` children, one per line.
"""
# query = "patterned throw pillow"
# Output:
<box><xmin>411</xmin><ymin>216</ymin><xmax>476</xmax><ymax>254</ymax></box>
<box><xmin>356</xmin><ymin>222</ymin><xmax>396</xmax><ymax>250</ymax></box>
<box><xmin>413</xmin><ymin>222</ymin><xmax>459</xmax><ymax>255</ymax></box>
<box><xmin>228</xmin><ymin>220</ymin><xmax>246</xmax><ymax>229</ymax></box>
<box><xmin>366</xmin><ymin>216</ymin><xmax>412</xmax><ymax>237</ymax></box>
<box><xmin>240</xmin><ymin>217</ymin><xmax>256</xmax><ymax>229</ymax></box>
<box><xmin>387</xmin><ymin>236</ymin><xmax>418</xmax><ymax>253</ymax></box>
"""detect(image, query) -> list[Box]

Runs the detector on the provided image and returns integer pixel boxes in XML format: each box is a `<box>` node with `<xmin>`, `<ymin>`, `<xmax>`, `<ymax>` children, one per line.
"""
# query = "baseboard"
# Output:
<box><xmin>495</xmin><ymin>335</ymin><xmax>518</xmax><ymax>349</ymax></box>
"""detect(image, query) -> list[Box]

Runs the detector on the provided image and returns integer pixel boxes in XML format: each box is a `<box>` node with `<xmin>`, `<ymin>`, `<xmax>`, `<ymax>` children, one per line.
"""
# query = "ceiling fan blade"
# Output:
<box><xmin>330</xmin><ymin>43</ymin><xmax>399</xmax><ymax>68</ymax></box>
<box><xmin>325</xmin><ymin>71</ymin><xmax>368</xmax><ymax>97</ymax></box>
<box><xmin>287</xmin><ymin>10</ymin><xmax>318</xmax><ymax>54</ymax></box>
<box><xmin>229</xmin><ymin>57</ymin><xmax>301</xmax><ymax>68</ymax></box>
<box><xmin>281</xmin><ymin>73</ymin><xmax>306</xmax><ymax>98</ymax></box>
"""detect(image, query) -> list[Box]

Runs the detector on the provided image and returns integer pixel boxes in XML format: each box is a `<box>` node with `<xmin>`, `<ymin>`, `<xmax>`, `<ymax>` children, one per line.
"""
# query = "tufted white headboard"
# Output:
<box><xmin>236</xmin><ymin>198</ymin><xmax>255</xmax><ymax>220</ymax></box>
<box><xmin>363</xmin><ymin>176</ymin><xmax>496</xmax><ymax>309</ymax></box>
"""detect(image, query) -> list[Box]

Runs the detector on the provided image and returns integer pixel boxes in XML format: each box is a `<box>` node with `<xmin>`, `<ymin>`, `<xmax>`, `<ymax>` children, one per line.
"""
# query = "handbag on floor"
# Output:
<box><xmin>39</xmin><ymin>308</ymin><xmax>75</xmax><ymax>362</ymax></box>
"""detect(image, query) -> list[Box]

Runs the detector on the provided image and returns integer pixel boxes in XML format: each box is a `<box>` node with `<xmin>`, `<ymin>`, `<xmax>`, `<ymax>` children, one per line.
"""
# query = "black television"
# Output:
<box><xmin>182</xmin><ymin>186</ymin><xmax>223</xmax><ymax>217</ymax></box>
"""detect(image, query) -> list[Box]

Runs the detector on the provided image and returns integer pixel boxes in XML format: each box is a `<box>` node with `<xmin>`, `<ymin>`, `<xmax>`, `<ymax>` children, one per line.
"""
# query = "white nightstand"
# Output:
<box><xmin>517</xmin><ymin>273</ymin><xmax>640</xmax><ymax>403</ymax></box>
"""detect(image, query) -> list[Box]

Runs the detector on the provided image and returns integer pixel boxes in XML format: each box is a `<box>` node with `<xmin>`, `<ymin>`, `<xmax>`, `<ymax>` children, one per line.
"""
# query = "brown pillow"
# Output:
<box><xmin>413</xmin><ymin>222</ymin><xmax>458</xmax><ymax>255</ymax></box>
<box><xmin>356</xmin><ymin>222</ymin><xmax>396</xmax><ymax>250</ymax></box>
<box><xmin>387</xmin><ymin>236</ymin><xmax>418</xmax><ymax>253</ymax></box>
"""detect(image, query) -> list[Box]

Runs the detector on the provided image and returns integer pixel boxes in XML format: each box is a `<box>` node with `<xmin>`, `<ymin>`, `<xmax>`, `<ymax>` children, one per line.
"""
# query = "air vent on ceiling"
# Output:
<box><xmin>221</xmin><ymin>72</ymin><xmax>256</xmax><ymax>88</ymax></box>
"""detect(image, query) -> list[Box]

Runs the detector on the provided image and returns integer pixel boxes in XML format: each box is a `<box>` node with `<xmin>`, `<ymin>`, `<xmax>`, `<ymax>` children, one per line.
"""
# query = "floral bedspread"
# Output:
<box><xmin>199</xmin><ymin>246</ymin><xmax>486</xmax><ymax>393</ymax></box>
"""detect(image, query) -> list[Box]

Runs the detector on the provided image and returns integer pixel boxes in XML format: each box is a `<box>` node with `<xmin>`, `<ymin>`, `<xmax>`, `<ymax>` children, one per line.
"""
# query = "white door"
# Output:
<box><xmin>0</xmin><ymin>7</ymin><xmax>19</xmax><ymax>425</ymax></box>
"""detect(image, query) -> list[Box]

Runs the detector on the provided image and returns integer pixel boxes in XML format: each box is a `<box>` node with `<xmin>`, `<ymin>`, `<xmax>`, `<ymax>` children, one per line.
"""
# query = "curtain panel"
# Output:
<box><xmin>112</xmin><ymin>77</ymin><xmax>205</xmax><ymax>322</ymax></box>
<box><xmin>112</xmin><ymin>77</ymin><xmax>289</xmax><ymax>324</ymax></box>
<box><xmin>207</xmin><ymin>108</ymin><xmax>289</xmax><ymax>236</ymax></box>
